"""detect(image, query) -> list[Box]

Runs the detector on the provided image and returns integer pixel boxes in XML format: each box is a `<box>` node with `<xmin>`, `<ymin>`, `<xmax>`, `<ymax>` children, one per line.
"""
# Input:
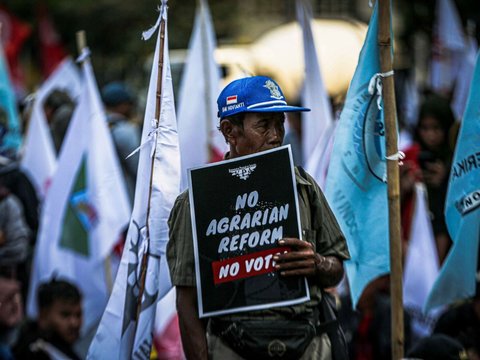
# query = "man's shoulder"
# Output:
<box><xmin>170</xmin><ymin>189</ymin><xmax>190</xmax><ymax>219</ymax></box>
<box><xmin>175</xmin><ymin>189</ymin><xmax>190</xmax><ymax>203</ymax></box>
<box><xmin>294</xmin><ymin>166</ymin><xmax>320</xmax><ymax>191</ymax></box>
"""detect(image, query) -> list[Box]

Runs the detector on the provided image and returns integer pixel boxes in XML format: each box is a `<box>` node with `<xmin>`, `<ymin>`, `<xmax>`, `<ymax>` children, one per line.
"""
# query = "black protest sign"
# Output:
<box><xmin>188</xmin><ymin>146</ymin><xmax>309</xmax><ymax>317</ymax></box>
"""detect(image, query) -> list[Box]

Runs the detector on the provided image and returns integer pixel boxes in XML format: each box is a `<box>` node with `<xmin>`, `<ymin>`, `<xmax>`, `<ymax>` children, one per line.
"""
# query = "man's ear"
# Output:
<box><xmin>220</xmin><ymin>119</ymin><xmax>236</xmax><ymax>145</ymax></box>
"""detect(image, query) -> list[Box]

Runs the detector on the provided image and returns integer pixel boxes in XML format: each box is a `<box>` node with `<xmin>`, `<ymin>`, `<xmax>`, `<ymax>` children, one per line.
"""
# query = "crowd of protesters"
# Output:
<box><xmin>0</xmin><ymin>68</ymin><xmax>479</xmax><ymax>359</ymax></box>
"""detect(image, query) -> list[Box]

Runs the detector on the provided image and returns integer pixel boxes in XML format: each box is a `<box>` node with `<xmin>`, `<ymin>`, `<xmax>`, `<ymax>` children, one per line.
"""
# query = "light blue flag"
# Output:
<box><xmin>0</xmin><ymin>42</ymin><xmax>22</xmax><ymax>155</ymax></box>
<box><xmin>325</xmin><ymin>2</ymin><xmax>390</xmax><ymax>307</ymax></box>
<box><xmin>425</xmin><ymin>51</ymin><xmax>480</xmax><ymax>311</ymax></box>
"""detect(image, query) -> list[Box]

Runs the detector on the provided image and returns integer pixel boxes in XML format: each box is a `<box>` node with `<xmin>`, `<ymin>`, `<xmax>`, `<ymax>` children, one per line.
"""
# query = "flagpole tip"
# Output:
<box><xmin>76</xmin><ymin>30</ymin><xmax>87</xmax><ymax>55</ymax></box>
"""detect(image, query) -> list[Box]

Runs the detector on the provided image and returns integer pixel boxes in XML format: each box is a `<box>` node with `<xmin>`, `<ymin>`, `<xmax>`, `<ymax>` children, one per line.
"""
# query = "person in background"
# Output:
<box><xmin>43</xmin><ymin>89</ymin><xmax>76</xmax><ymax>154</ymax></box>
<box><xmin>433</xmin><ymin>272</ymin><xmax>480</xmax><ymax>360</ymax></box>
<box><xmin>282</xmin><ymin>111</ymin><xmax>303</xmax><ymax>166</ymax></box>
<box><xmin>101</xmin><ymin>81</ymin><xmax>140</xmax><ymax>204</ymax></box>
<box><xmin>13</xmin><ymin>279</ymin><xmax>83</xmax><ymax>360</ymax></box>
<box><xmin>0</xmin><ymin>277</ymin><xmax>23</xmax><ymax>360</ymax></box>
<box><xmin>405</xmin><ymin>334</ymin><xmax>468</xmax><ymax>360</ymax></box>
<box><xmin>401</xmin><ymin>93</ymin><xmax>456</xmax><ymax>263</ymax></box>
<box><xmin>0</xmin><ymin>184</ymin><xmax>30</xmax><ymax>282</ymax></box>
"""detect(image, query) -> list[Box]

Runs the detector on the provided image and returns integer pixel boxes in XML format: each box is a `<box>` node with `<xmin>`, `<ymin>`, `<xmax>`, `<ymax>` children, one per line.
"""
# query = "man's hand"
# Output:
<box><xmin>274</xmin><ymin>238</ymin><xmax>344</xmax><ymax>288</ymax></box>
<box><xmin>274</xmin><ymin>238</ymin><xmax>317</xmax><ymax>276</ymax></box>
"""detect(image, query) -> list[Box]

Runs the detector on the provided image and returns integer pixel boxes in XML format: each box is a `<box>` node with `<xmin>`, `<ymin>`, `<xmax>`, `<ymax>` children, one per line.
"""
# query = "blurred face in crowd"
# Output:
<box><xmin>418</xmin><ymin>116</ymin><xmax>445</xmax><ymax>151</ymax></box>
<box><xmin>39</xmin><ymin>299</ymin><xmax>82</xmax><ymax>344</ymax></box>
<box><xmin>222</xmin><ymin>112</ymin><xmax>285</xmax><ymax>158</ymax></box>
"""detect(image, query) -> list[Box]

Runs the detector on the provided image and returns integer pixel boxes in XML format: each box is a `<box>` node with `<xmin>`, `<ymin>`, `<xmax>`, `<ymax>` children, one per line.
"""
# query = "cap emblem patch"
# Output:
<box><xmin>263</xmin><ymin>80</ymin><xmax>283</xmax><ymax>100</ymax></box>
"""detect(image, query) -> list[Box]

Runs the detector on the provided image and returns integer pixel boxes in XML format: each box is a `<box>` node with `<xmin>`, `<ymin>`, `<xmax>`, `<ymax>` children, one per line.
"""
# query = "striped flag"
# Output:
<box><xmin>88</xmin><ymin>3</ymin><xmax>181</xmax><ymax>358</ymax></box>
<box><xmin>27</xmin><ymin>50</ymin><xmax>131</xmax><ymax>333</ymax></box>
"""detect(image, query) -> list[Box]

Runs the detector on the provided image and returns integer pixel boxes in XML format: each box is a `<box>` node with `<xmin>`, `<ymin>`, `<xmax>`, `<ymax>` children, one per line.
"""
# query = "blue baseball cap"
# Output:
<box><xmin>217</xmin><ymin>76</ymin><xmax>310</xmax><ymax>120</ymax></box>
<box><xmin>101</xmin><ymin>82</ymin><xmax>135</xmax><ymax>106</ymax></box>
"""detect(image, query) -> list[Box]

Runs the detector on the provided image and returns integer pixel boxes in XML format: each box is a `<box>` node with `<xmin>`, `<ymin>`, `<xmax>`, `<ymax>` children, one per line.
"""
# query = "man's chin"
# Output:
<box><xmin>257</xmin><ymin>145</ymin><xmax>281</xmax><ymax>153</ymax></box>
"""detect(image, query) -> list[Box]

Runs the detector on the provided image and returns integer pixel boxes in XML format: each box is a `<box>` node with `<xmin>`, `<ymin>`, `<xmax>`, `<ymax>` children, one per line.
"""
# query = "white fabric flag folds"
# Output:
<box><xmin>429</xmin><ymin>0</ymin><xmax>466</xmax><ymax>94</ymax></box>
<box><xmin>88</xmin><ymin>3</ymin><xmax>181</xmax><ymax>359</ymax></box>
<box><xmin>27</xmin><ymin>56</ymin><xmax>130</xmax><ymax>332</ymax></box>
<box><xmin>21</xmin><ymin>58</ymin><xmax>82</xmax><ymax>198</ymax></box>
<box><xmin>296</xmin><ymin>0</ymin><xmax>334</xmax><ymax>189</ymax></box>
<box><xmin>177</xmin><ymin>0</ymin><xmax>225</xmax><ymax>191</ymax></box>
<box><xmin>403</xmin><ymin>183</ymin><xmax>440</xmax><ymax>338</ymax></box>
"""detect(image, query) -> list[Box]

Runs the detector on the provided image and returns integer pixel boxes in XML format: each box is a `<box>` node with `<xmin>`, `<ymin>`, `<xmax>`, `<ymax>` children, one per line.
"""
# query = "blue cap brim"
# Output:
<box><xmin>246</xmin><ymin>105</ymin><xmax>311</xmax><ymax>113</ymax></box>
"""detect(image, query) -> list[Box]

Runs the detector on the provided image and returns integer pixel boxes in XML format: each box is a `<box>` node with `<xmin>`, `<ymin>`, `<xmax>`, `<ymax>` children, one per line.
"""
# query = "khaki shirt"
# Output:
<box><xmin>167</xmin><ymin>167</ymin><xmax>350</xmax><ymax>319</ymax></box>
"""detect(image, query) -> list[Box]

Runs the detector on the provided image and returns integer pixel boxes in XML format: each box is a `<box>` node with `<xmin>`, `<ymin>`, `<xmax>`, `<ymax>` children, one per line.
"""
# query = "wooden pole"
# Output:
<box><xmin>75</xmin><ymin>30</ymin><xmax>114</xmax><ymax>294</ymax></box>
<box><xmin>75</xmin><ymin>30</ymin><xmax>87</xmax><ymax>56</ymax></box>
<box><xmin>135</xmin><ymin>11</ymin><xmax>167</xmax><ymax>323</ymax></box>
<box><xmin>378</xmin><ymin>1</ymin><xmax>404</xmax><ymax>359</ymax></box>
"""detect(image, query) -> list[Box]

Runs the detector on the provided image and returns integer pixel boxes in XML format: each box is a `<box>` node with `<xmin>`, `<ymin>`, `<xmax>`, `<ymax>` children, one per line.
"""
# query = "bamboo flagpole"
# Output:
<box><xmin>134</xmin><ymin>12</ymin><xmax>167</xmax><ymax>324</ymax></box>
<box><xmin>75</xmin><ymin>30</ymin><xmax>114</xmax><ymax>295</ymax></box>
<box><xmin>378</xmin><ymin>0</ymin><xmax>404</xmax><ymax>358</ymax></box>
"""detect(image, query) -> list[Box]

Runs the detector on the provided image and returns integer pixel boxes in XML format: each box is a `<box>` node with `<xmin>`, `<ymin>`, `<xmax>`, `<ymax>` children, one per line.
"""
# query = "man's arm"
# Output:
<box><xmin>274</xmin><ymin>238</ymin><xmax>344</xmax><ymax>288</ymax></box>
<box><xmin>176</xmin><ymin>286</ymin><xmax>208</xmax><ymax>360</ymax></box>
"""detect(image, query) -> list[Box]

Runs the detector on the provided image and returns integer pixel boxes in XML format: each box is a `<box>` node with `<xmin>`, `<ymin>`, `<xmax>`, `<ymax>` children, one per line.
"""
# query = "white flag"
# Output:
<box><xmin>296</xmin><ymin>0</ymin><xmax>334</xmax><ymax>189</ymax></box>
<box><xmin>177</xmin><ymin>0</ymin><xmax>226</xmax><ymax>191</ymax></box>
<box><xmin>429</xmin><ymin>0</ymin><xmax>466</xmax><ymax>94</ymax></box>
<box><xmin>27</xmin><ymin>55</ymin><xmax>131</xmax><ymax>332</ymax></box>
<box><xmin>88</xmin><ymin>3</ymin><xmax>181</xmax><ymax>358</ymax></box>
<box><xmin>21</xmin><ymin>58</ymin><xmax>82</xmax><ymax>198</ymax></box>
<box><xmin>152</xmin><ymin>289</ymin><xmax>183</xmax><ymax>359</ymax></box>
<box><xmin>451</xmin><ymin>34</ymin><xmax>478</xmax><ymax>121</ymax></box>
<box><xmin>403</xmin><ymin>183</ymin><xmax>441</xmax><ymax>338</ymax></box>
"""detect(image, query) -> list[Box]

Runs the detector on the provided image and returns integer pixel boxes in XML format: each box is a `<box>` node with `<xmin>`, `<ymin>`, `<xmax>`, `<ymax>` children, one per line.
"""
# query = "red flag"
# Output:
<box><xmin>0</xmin><ymin>6</ymin><xmax>31</xmax><ymax>94</ymax></box>
<box><xmin>37</xmin><ymin>3</ymin><xmax>67</xmax><ymax>77</ymax></box>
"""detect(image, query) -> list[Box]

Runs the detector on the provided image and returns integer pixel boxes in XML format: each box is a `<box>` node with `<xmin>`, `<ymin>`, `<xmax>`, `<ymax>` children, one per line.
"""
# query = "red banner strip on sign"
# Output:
<box><xmin>211</xmin><ymin>246</ymin><xmax>290</xmax><ymax>285</ymax></box>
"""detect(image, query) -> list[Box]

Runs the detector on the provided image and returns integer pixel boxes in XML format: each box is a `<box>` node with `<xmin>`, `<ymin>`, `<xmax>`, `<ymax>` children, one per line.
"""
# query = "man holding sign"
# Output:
<box><xmin>167</xmin><ymin>76</ymin><xmax>349</xmax><ymax>360</ymax></box>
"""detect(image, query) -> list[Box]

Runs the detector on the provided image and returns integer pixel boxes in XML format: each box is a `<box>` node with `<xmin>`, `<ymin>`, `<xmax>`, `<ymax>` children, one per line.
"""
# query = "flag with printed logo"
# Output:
<box><xmin>426</xmin><ymin>51</ymin><xmax>480</xmax><ymax>311</ymax></box>
<box><xmin>21</xmin><ymin>58</ymin><xmax>82</xmax><ymax>198</ymax></box>
<box><xmin>177</xmin><ymin>0</ymin><xmax>226</xmax><ymax>191</ymax></box>
<box><xmin>0</xmin><ymin>37</ymin><xmax>22</xmax><ymax>155</ymax></box>
<box><xmin>88</xmin><ymin>3</ymin><xmax>181</xmax><ymax>358</ymax></box>
<box><xmin>325</xmin><ymin>2</ymin><xmax>390</xmax><ymax>307</ymax></box>
<box><xmin>27</xmin><ymin>51</ymin><xmax>131</xmax><ymax>332</ymax></box>
<box><xmin>296</xmin><ymin>0</ymin><xmax>334</xmax><ymax>189</ymax></box>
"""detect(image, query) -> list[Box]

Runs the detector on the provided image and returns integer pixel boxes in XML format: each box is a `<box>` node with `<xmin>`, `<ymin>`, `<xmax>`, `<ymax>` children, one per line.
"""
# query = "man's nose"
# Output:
<box><xmin>268</xmin><ymin>125</ymin><xmax>283</xmax><ymax>143</ymax></box>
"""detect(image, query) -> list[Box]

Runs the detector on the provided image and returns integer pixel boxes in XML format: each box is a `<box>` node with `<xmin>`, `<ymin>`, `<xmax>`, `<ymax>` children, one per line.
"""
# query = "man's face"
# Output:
<box><xmin>40</xmin><ymin>300</ymin><xmax>82</xmax><ymax>344</ymax></box>
<box><xmin>229</xmin><ymin>112</ymin><xmax>285</xmax><ymax>157</ymax></box>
